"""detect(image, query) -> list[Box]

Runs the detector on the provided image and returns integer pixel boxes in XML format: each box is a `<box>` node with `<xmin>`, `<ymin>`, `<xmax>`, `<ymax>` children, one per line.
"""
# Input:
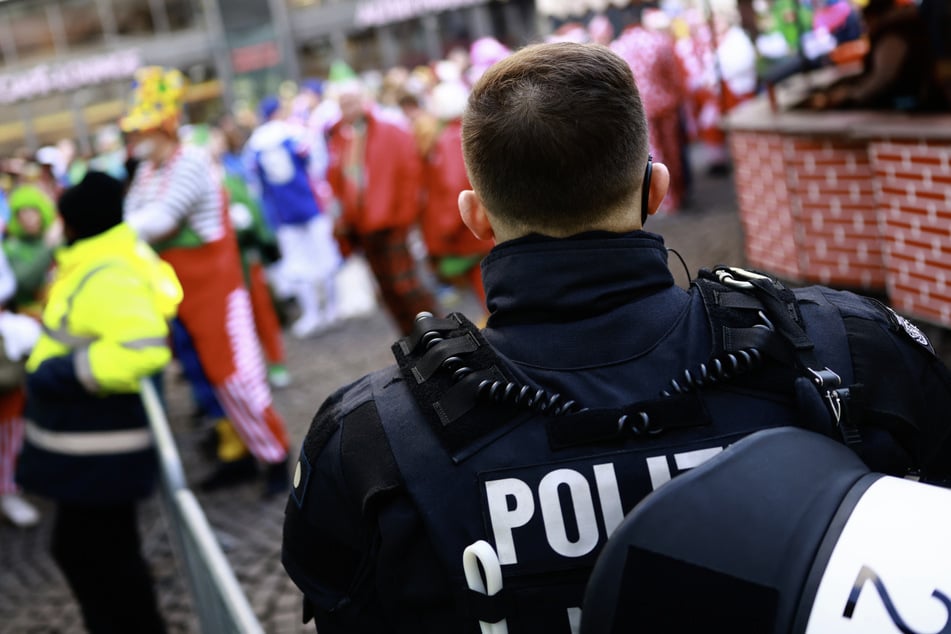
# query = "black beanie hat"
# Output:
<box><xmin>58</xmin><ymin>171</ymin><xmax>125</xmax><ymax>241</ymax></box>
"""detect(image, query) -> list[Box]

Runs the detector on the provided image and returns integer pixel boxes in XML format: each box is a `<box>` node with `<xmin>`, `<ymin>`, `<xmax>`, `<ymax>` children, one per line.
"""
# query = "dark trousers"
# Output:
<box><xmin>51</xmin><ymin>502</ymin><xmax>166</xmax><ymax>634</ymax></box>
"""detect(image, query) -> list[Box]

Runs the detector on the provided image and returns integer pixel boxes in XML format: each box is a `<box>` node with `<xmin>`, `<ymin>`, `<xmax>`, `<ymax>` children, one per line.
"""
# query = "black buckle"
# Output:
<box><xmin>807</xmin><ymin>367</ymin><xmax>842</xmax><ymax>390</ymax></box>
<box><xmin>714</xmin><ymin>266</ymin><xmax>772</xmax><ymax>290</ymax></box>
<box><xmin>807</xmin><ymin>368</ymin><xmax>861</xmax><ymax>445</ymax></box>
<box><xmin>399</xmin><ymin>312</ymin><xmax>461</xmax><ymax>355</ymax></box>
<box><xmin>617</xmin><ymin>412</ymin><xmax>663</xmax><ymax>437</ymax></box>
<box><xmin>412</xmin><ymin>334</ymin><xmax>479</xmax><ymax>383</ymax></box>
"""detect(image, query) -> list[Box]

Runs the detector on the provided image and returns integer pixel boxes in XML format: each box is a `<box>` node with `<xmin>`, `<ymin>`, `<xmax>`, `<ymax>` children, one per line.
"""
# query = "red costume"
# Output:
<box><xmin>327</xmin><ymin>109</ymin><xmax>435</xmax><ymax>334</ymax></box>
<box><xmin>421</xmin><ymin>119</ymin><xmax>490</xmax><ymax>304</ymax></box>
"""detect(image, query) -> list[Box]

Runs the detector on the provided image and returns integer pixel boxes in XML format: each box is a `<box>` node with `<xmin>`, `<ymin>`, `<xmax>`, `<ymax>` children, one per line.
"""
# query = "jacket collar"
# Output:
<box><xmin>482</xmin><ymin>230</ymin><xmax>676</xmax><ymax>327</ymax></box>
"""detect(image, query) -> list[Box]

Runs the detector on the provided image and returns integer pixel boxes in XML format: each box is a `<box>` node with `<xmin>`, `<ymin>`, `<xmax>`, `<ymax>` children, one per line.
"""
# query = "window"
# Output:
<box><xmin>6</xmin><ymin>3</ymin><xmax>57</xmax><ymax>64</ymax></box>
<box><xmin>347</xmin><ymin>29</ymin><xmax>383</xmax><ymax>73</ymax></box>
<box><xmin>165</xmin><ymin>0</ymin><xmax>201</xmax><ymax>31</ymax></box>
<box><xmin>298</xmin><ymin>36</ymin><xmax>336</xmax><ymax>78</ymax></box>
<box><xmin>61</xmin><ymin>0</ymin><xmax>105</xmax><ymax>51</ymax></box>
<box><xmin>112</xmin><ymin>0</ymin><xmax>156</xmax><ymax>36</ymax></box>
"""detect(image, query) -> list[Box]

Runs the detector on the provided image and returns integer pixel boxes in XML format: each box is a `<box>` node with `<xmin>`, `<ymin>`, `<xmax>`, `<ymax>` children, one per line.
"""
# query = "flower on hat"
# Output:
<box><xmin>119</xmin><ymin>66</ymin><xmax>187</xmax><ymax>133</ymax></box>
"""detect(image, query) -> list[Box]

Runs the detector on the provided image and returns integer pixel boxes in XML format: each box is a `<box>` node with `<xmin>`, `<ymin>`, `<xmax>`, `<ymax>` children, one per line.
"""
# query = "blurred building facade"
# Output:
<box><xmin>0</xmin><ymin>0</ymin><xmax>538</xmax><ymax>155</ymax></box>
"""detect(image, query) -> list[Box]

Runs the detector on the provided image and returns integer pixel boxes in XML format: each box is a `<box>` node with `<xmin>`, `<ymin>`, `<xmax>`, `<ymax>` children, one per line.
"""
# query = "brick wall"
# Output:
<box><xmin>784</xmin><ymin>137</ymin><xmax>885</xmax><ymax>290</ymax></box>
<box><xmin>730</xmin><ymin>131</ymin><xmax>802</xmax><ymax>280</ymax></box>
<box><xmin>871</xmin><ymin>141</ymin><xmax>951</xmax><ymax>326</ymax></box>
<box><xmin>730</xmin><ymin>131</ymin><xmax>886</xmax><ymax>290</ymax></box>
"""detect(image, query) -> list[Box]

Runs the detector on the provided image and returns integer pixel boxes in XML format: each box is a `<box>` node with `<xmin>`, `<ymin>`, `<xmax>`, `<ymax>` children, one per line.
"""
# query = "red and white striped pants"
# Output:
<box><xmin>209</xmin><ymin>287</ymin><xmax>289</xmax><ymax>464</ymax></box>
<box><xmin>0</xmin><ymin>416</ymin><xmax>25</xmax><ymax>495</ymax></box>
<box><xmin>165</xmin><ymin>238</ymin><xmax>290</xmax><ymax>465</ymax></box>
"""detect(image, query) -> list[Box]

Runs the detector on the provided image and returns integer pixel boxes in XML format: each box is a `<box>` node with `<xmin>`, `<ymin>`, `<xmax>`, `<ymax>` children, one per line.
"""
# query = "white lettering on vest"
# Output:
<box><xmin>593</xmin><ymin>463</ymin><xmax>625</xmax><ymax>537</ymax></box>
<box><xmin>539</xmin><ymin>469</ymin><xmax>599</xmax><ymax>559</ymax></box>
<box><xmin>485</xmin><ymin>462</ymin><xmax>623</xmax><ymax>565</ymax></box>
<box><xmin>485</xmin><ymin>478</ymin><xmax>535</xmax><ymax>565</ymax></box>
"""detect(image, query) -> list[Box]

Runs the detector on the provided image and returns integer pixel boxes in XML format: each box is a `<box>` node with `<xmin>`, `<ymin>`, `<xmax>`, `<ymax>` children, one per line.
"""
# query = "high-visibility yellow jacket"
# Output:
<box><xmin>27</xmin><ymin>222</ymin><xmax>182</xmax><ymax>393</ymax></box>
<box><xmin>17</xmin><ymin>223</ymin><xmax>183</xmax><ymax>504</ymax></box>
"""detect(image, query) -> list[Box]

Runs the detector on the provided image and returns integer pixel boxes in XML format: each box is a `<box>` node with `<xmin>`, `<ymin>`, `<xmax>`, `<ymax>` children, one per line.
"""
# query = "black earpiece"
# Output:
<box><xmin>641</xmin><ymin>154</ymin><xmax>653</xmax><ymax>227</ymax></box>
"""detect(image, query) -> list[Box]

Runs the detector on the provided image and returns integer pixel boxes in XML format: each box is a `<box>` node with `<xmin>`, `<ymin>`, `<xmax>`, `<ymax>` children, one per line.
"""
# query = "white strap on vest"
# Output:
<box><xmin>464</xmin><ymin>540</ymin><xmax>508</xmax><ymax>634</ymax></box>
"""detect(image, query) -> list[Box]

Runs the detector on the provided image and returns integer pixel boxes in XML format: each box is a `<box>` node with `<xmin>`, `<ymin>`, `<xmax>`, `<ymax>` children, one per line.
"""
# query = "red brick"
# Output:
<box><xmin>888</xmin><ymin>250</ymin><xmax>937</xmax><ymax>268</ymax></box>
<box><xmin>914</xmin><ymin>189</ymin><xmax>949</xmax><ymax>202</ymax></box>
<box><xmin>903</xmin><ymin>269</ymin><xmax>946</xmax><ymax>285</ymax></box>
<box><xmin>914</xmin><ymin>224</ymin><xmax>951</xmax><ymax>239</ymax></box>
<box><xmin>793</xmin><ymin>186</ymin><xmax>874</xmax><ymax>199</ymax></box>
<box><xmin>805</xmin><ymin>211</ymin><xmax>878</xmax><ymax>224</ymax></box>
<box><xmin>879</xmin><ymin>185</ymin><xmax>915</xmax><ymax>199</ymax></box>
<box><xmin>873</xmin><ymin>152</ymin><xmax>904</xmax><ymax>163</ymax></box>
<box><xmin>893</xmin><ymin>281</ymin><xmax>930</xmax><ymax>297</ymax></box>
<box><xmin>904</xmin><ymin>155</ymin><xmax>946</xmax><ymax>166</ymax></box>
<box><xmin>907</xmin><ymin>305</ymin><xmax>949</xmax><ymax>326</ymax></box>
<box><xmin>883</xmin><ymin>205</ymin><xmax>946</xmax><ymax>220</ymax></box>
<box><xmin>885</xmin><ymin>170</ymin><xmax>934</xmax><ymax>182</ymax></box>
<box><xmin>920</xmin><ymin>287</ymin><xmax>951</xmax><ymax>307</ymax></box>
<box><xmin>804</xmin><ymin>270</ymin><xmax>885</xmax><ymax>289</ymax></box>
<box><xmin>899</xmin><ymin>236</ymin><xmax>942</xmax><ymax>252</ymax></box>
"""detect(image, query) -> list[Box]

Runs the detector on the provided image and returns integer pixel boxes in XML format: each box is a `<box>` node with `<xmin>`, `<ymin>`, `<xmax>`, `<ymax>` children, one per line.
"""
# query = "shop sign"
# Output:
<box><xmin>230</xmin><ymin>41</ymin><xmax>282</xmax><ymax>74</ymax></box>
<box><xmin>0</xmin><ymin>49</ymin><xmax>142</xmax><ymax>105</ymax></box>
<box><xmin>355</xmin><ymin>0</ymin><xmax>485</xmax><ymax>28</ymax></box>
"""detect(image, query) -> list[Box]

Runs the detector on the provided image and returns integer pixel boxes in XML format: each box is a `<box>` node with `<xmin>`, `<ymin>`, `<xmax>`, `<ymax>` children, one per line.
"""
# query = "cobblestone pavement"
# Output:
<box><xmin>0</xmin><ymin>169</ymin><xmax>746</xmax><ymax>633</ymax></box>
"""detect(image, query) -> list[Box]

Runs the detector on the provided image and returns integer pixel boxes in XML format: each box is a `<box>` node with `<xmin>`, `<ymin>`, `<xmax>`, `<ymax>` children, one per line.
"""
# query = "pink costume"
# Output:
<box><xmin>612</xmin><ymin>25</ymin><xmax>688</xmax><ymax>212</ymax></box>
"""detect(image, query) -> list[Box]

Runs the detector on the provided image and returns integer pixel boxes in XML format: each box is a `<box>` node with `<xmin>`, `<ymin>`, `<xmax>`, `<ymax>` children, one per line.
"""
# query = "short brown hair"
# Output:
<box><xmin>462</xmin><ymin>42</ymin><xmax>649</xmax><ymax>233</ymax></box>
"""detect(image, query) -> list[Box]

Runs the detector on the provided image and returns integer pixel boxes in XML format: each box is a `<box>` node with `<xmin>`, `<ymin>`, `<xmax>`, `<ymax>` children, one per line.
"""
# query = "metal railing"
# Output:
<box><xmin>140</xmin><ymin>378</ymin><xmax>265</xmax><ymax>634</ymax></box>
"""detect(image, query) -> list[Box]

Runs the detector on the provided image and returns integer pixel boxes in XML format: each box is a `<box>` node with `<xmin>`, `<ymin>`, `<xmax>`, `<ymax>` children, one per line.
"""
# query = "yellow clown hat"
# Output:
<box><xmin>119</xmin><ymin>66</ymin><xmax>186</xmax><ymax>133</ymax></box>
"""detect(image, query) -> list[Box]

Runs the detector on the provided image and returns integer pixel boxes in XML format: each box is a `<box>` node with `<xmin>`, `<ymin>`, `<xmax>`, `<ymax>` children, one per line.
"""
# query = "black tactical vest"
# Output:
<box><xmin>356</xmin><ymin>266</ymin><xmax>911</xmax><ymax>632</ymax></box>
<box><xmin>313</xmin><ymin>266</ymin><xmax>931</xmax><ymax>632</ymax></box>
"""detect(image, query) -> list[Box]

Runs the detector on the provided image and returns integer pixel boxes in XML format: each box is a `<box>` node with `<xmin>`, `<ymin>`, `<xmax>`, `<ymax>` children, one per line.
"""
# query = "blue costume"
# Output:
<box><xmin>245</xmin><ymin>119</ymin><xmax>323</xmax><ymax>228</ymax></box>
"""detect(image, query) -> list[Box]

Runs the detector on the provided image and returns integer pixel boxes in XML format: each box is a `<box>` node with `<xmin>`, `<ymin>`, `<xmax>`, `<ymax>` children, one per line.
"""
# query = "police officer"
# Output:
<box><xmin>282</xmin><ymin>43</ymin><xmax>951</xmax><ymax>634</ymax></box>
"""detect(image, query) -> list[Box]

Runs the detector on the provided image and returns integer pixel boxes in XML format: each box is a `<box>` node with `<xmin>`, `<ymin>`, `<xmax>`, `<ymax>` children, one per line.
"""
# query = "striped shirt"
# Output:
<box><xmin>124</xmin><ymin>145</ymin><xmax>227</xmax><ymax>245</ymax></box>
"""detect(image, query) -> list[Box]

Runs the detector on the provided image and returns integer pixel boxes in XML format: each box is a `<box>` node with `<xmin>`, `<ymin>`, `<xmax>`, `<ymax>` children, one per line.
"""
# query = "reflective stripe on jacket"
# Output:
<box><xmin>17</xmin><ymin>222</ymin><xmax>183</xmax><ymax>505</ymax></box>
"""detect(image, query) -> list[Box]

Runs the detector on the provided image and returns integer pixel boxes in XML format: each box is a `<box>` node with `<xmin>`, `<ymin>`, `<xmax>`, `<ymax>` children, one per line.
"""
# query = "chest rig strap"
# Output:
<box><xmin>695</xmin><ymin>266</ymin><xmax>860</xmax><ymax>446</ymax></box>
<box><xmin>393</xmin><ymin>312</ymin><xmax>520</xmax><ymax>456</ymax></box>
<box><xmin>391</xmin><ymin>316</ymin><xmax>712</xmax><ymax>631</ymax></box>
<box><xmin>393</xmin><ymin>312</ymin><xmax>713</xmax><ymax>458</ymax></box>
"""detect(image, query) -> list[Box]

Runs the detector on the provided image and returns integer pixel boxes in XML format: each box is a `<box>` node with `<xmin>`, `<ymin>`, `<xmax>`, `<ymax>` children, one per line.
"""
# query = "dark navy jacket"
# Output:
<box><xmin>17</xmin><ymin>354</ymin><xmax>157</xmax><ymax>506</ymax></box>
<box><xmin>283</xmin><ymin>231</ymin><xmax>951</xmax><ymax>634</ymax></box>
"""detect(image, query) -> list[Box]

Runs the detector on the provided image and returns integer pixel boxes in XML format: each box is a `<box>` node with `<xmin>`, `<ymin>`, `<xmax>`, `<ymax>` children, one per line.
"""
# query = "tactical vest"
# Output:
<box><xmin>363</xmin><ymin>267</ymin><xmax>922</xmax><ymax>633</ymax></box>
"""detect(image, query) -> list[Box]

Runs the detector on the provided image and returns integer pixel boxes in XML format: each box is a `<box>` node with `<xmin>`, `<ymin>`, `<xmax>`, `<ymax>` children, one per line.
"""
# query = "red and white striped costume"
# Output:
<box><xmin>125</xmin><ymin>145</ymin><xmax>289</xmax><ymax>464</ymax></box>
<box><xmin>0</xmin><ymin>390</ymin><xmax>26</xmax><ymax>495</ymax></box>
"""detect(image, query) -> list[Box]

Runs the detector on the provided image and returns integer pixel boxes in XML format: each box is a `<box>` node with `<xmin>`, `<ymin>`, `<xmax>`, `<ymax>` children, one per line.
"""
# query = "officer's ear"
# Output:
<box><xmin>459</xmin><ymin>190</ymin><xmax>495</xmax><ymax>242</ymax></box>
<box><xmin>645</xmin><ymin>162</ymin><xmax>670</xmax><ymax>221</ymax></box>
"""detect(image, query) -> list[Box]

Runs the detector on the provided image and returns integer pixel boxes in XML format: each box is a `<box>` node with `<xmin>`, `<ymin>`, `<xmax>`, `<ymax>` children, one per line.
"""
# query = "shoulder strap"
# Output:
<box><xmin>694</xmin><ymin>266</ymin><xmax>861</xmax><ymax>446</ymax></box>
<box><xmin>392</xmin><ymin>312</ymin><xmax>516</xmax><ymax>457</ymax></box>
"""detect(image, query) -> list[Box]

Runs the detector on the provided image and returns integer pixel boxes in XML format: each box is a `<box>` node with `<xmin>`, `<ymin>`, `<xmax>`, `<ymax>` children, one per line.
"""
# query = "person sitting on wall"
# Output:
<box><xmin>809</xmin><ymin>0</ymin><xmax>948</xmax><ymax>111</ymax></box>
